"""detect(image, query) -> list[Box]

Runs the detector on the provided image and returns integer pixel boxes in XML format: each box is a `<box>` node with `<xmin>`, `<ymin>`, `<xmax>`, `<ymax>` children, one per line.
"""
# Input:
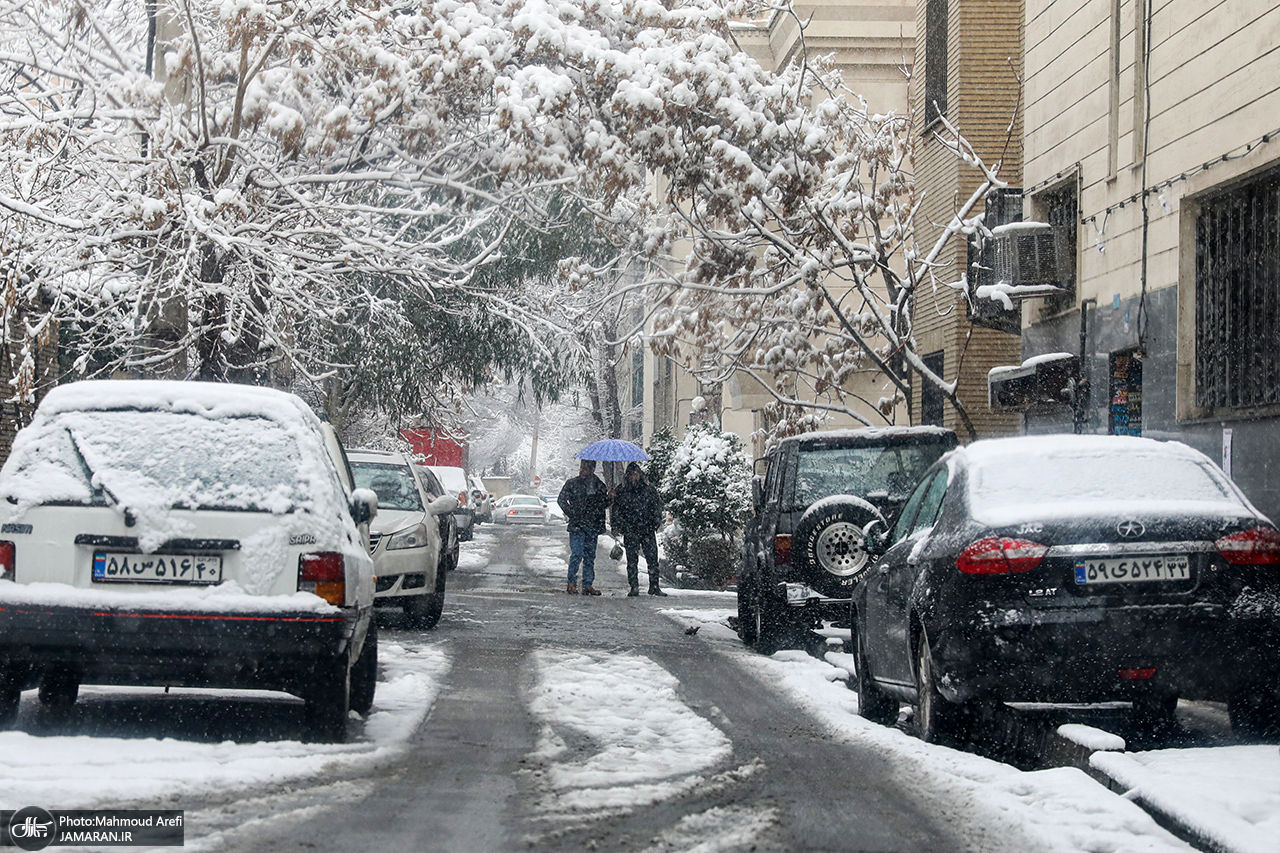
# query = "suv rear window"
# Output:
<box><xmin>784</xmin><ymin>443</ymin><xmax>948</xmax><ymax>511</ymax></box>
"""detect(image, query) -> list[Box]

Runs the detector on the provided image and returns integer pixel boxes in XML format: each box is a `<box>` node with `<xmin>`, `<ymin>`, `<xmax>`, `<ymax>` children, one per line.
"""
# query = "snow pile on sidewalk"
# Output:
<box><xmin>525</xmin><ymin>648</ymin><xmax>735</xmax><ymax>815</ymax></box>
<box><xmin>1092</xmin><ymin>745</ymin><xmax>1280</xmax><ymax>853</ymax></box>
<box><xmin>0</xmin><ymin>643</ymin><xmax>449</xmax><ymax>809</ymax></box>
<box><xmin>658</xmin><ymin>608</ymin><xmax>1192</xmax><ymax>852</ymax></box>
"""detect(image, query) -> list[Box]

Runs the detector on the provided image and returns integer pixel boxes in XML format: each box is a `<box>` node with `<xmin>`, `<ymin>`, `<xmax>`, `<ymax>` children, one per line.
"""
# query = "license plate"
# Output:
<box><xmin>1073</xmin><ymin>555</ymin><xmax>1191</xmax><ymax>585</ymax></box>
<box><xmin>92</xmin><ymin>551</ymin><xmax>223</xmax><ymax>585</ymax></box>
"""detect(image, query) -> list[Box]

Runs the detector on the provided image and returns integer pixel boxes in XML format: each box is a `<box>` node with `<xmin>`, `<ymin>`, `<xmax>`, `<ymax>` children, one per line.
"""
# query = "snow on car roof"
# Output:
<box><xmin>37</xmin><ymin>379</ymin><xmax>317</xmax><ymax>423</ymax></box>
<box><xmin>787</xmin><ymin>425</ymin><xmax>955</xmax><ymax>444</ymax></box>
<box><xmin>954</xmin><ymin>434</ymin><xmax>1256</xmax><ymax>525</ymax></box>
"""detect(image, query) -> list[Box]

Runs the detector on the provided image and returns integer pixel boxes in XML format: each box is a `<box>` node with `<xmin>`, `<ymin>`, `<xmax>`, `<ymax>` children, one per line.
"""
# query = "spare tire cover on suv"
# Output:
<box><xmin>793</xmin><ymin>495</ymin><xmax>883</xmax><ymax>597</ymax></box>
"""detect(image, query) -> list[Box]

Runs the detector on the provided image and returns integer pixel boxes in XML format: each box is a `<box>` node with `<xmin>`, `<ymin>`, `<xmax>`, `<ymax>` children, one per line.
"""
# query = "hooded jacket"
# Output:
<box><xmin>612</xmin><ymin>465</ymin><xmax>663</xmax><ymax>535</ymax></box>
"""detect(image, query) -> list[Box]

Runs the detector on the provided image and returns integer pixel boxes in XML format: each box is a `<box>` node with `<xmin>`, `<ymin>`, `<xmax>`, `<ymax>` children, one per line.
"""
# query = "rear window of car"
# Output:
<box><xmin>784</xmin><ymin>443</ymin><xmax>949</xmax><ymax>511</ymax></box>
<box><xmin>3</xmin><ymin>410</ymin><xmax>314</xmax><ymax>513</ymax></box>
<box><xmin>351</xmin><ymin>462</ymin><xmax>424</xmax><ymax>512</ymax></box>
<box><xmin>511</xmin><ymin>496</ymin><xmax>542</xmax><ymax>506</ymax></box>
<box><xmin>968</xmin><ymin>450</ymin><xmax>1236</xmax><ymax>516</ymax></box>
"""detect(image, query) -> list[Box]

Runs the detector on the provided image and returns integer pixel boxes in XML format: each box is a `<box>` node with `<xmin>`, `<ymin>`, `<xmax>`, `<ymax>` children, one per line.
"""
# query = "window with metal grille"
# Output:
<box><xmin>921</xmin><ymin>351</ymin><xmax>945</xmax><ymax>426</ymax></box>
<box><xmin>925</xmin><ymin>0</ymin><xmax>948</xmax><ymax>126</ymax></box>
<box><xmin>1195</xmin><ymin>172</ymin><xmax>1280</xmax><ymax>411</ymax></box>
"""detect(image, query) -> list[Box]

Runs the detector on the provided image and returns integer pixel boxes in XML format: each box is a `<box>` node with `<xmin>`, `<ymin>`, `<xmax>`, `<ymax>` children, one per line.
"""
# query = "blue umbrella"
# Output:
<box><xmin>574</xmin><ymin>439</ymin><xmax>651</xmax><ymax>462</ymax></box>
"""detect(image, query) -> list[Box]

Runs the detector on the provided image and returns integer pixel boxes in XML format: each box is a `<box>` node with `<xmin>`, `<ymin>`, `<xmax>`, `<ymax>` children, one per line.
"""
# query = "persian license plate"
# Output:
<box><xmin>92</xmin><ymin>551</ymin><xmax>223</xmax><ymax>585</ymax></box>
<box><xmin>1073</xmin><ymin>554</ymin><xmax>1191</xmax><ymax>585</ymax></box>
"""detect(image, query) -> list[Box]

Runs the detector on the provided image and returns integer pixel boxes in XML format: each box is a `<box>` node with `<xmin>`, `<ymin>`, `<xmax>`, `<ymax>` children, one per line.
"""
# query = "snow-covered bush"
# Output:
<box><xmin>645</xmin><ymin>426</ymin><xmax>679</xmax><ymax>490</ymax></box>
<box><xmin>658</xmin><ymin>423</ymin><xmax>751</xmax><ymax>587</ymax></box>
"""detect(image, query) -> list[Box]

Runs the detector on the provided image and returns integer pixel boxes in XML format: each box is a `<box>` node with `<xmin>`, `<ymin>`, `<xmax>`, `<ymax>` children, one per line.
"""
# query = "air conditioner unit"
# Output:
<box><xmin>987</xmin><ymin>222</ymin><xmax>1074</xmax><ymax>287</ymax></box>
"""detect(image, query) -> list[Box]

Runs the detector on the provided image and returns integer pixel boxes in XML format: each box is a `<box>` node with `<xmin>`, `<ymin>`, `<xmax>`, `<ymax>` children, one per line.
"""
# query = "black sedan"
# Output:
<box><xmin>851</xmin><ymin>435</ymin><xmax>1280</xmax><ymax>744</ymax></box>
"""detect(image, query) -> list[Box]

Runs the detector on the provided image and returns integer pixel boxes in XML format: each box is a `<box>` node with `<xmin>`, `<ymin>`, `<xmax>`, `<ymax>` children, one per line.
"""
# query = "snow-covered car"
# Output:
<box><xmin>852</xmin><ymin>435</ymin><xmax>1280</xmax><ymax>743</ymax></box>
<box><xmin>415</xmin><ymin>465</ymin><xmax>459</xmax><ymax>573</ymax></box>
<box><xmin>469</xmin><ymin>475</ymin><xmax>493</xmax><ymax>524</ymax></box>
<box><xmin>350</xmin><ymin>450</ymin><xmax>457</xmax><ymax>629</ymax></box>
<box><xmin>494</xmin><ymin>494</ymin><xmax>549</xmax><ymax>525</ymax></box>
<box><xmin>0</xmin><ymin>380</ymin><xmax>378</xmax><ymax>742</ymax></box>
<box><xmin>428</xmin><ymin>465</ymin><xmax>474</xmax><ymax>541</ymax></box>
<box><xmin>738</xmin><ymin>427</ymin><xmax>957</xmax><ymax>652</ymax></box>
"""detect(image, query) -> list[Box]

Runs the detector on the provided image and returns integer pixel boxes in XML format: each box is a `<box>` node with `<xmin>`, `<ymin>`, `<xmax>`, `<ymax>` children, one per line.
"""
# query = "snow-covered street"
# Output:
<box><xmin>3</xmin><ymin>525</ymin><xmax>1275</xmax><ymax>852</ymax></box>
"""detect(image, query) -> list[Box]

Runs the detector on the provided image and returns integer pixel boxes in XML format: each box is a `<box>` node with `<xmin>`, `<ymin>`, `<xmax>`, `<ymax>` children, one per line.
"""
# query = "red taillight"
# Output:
<box><xmin>957</xmin><ymin>537</ymin><xmax>1048</xmax><ymax>575</ymax></box>
<box><xmin>1215</xmin><ymin>527</ymin><xmax>1280</xmax><ymax>565</ymax></box>
<box><xmin>298</xmin><ymin>552</ymin><xmax>345</xmax><ymax>605</ymax></box>
<box><xmin>458</xmin><ymin>491</ymin><xmax>468</xmax><ymax>507</ymax></box>
<box><xmin>774</xmin><ymin>534</ymin><xmax>792</xmax><ymax>566</ymax></box>
<box><xmin>0</xmin><ymin>540</ymin><xmax>13</xmax><ymax>581</ymax></box>
<box><xmin>1118</xmin><ymin>667</ymin><xmax>1157</xmax><ymax>681</ymax></box>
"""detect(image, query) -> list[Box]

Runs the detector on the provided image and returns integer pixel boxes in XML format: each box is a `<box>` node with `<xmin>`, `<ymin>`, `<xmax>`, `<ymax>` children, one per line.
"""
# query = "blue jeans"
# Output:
<box><xmin>568</xmin><ymin>528</ymin><xmax>601</xmax><ymax>587</ymax></box>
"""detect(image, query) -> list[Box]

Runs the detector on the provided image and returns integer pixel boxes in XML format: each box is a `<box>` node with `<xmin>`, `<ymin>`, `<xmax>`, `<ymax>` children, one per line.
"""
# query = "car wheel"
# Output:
<box><xmin>736</xmin><ymin>573</ymin><xmax>759</xmax><ymax>645</ymax></box>
<box><xmin>914</xmin><ymin>630</ymin><xmax>971</xmax><ymax>745</ymax></box>
<box><xmin>1130</xmin><ymin>694</ymin><xmax>1178</xmax><ymax>735</ymax></box>
<box><xmin>0</xmin><ymin>662</ymin><xmax>26</xmax><ymax>728</ymax></box>
<box><xmin>304</xmin><ymin>652</ymin><xmax>351</xmax><ymax>743</ymax></box>
<box><xmin>349</xmin><ymin>621</ymin><xmax>378</xmax><ymax>716</ymax></box>
<box><xmin>854</xmin><ymin>620</ymin><xmax>899</xmax><ymax>726</ymax></box>
<box><xmin>405</xmin><ymin>568</ymin><xmax>446</xmax><ymax>630</ymax></box>
<box><xmin>37</xmin><ymin>665</ymin><xmax>80</xmax><ymax>720</ymax></box>
<box><xmin>1228</xmin><ymin>688</ymin><xmax>1280</xmax><ymax>739</ymax></box>
<box><xmin>793</xmin><ymin>498</ymin><xmax>881</xmax><ymax>596</ymax></box>
<box><xmin>751</xmin><ymin>595</ymin><xmax>798</xmax><ymax>655</ymax></box>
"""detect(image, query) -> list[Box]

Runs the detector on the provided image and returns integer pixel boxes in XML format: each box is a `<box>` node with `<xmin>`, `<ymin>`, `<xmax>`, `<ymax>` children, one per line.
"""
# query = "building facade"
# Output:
<box><xmin>1020</xmin><ymin>0</ymin><xmax>1280</xmax><ymax>522</ymax></box>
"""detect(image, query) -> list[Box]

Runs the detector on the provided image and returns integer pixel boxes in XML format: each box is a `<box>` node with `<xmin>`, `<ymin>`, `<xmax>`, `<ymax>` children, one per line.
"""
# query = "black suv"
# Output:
<box><xmin>738</xmin><ymin>427</ymin><xmax>957</xmax><ymax>652</ymax></box>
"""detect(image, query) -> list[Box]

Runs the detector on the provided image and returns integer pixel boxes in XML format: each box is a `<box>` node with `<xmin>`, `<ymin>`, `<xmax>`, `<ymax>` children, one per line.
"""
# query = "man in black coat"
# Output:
<box><xmin>611</xmin><ymin>462</ymin><xmax>667</xmax><ymax>597</ymax></box>
<box><xmin>557</xmin><ymin>459</ymin><xmax>611</xmax><ymax>595</ymax></box>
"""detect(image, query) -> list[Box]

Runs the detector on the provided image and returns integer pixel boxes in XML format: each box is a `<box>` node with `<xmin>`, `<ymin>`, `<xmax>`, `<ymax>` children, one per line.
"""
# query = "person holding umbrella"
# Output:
<box><xmin>611</xmin><ymin>462</ymin><xmax>667</xmax><ymax>597</ymax></box>
<box><xmin>557</xmin><ymin>458</ymin><xmax>612</xmax><ymax>595</ymax></box>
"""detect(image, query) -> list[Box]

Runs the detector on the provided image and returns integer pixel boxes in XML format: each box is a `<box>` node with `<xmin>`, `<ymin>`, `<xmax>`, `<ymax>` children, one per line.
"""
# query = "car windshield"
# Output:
<box><xmin>968</xmin><ymin>449</ymin><xmax>1236</xmax><ymax>516</ymax></box>
<box><xmin>786</xmin><ymin>444</ymin><xmax>947</xmax><ymax>510</ymax></box>
<box><xmin>2</xmin><ymin>410</ymin><xmax>311</xmax><ymax>513</ymax></box>
<box><xmin>352</xmin><ymin>462</ymin><xmax>423</xmax><ymax>512</ymax></box>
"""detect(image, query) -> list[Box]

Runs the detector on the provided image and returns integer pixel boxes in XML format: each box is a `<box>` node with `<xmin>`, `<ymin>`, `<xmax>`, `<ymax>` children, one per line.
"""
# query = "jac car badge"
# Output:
<box><xmin>1117</xmin><ymin>519</ymin><xmax>1145</xmax><ymax>538</ymax></box>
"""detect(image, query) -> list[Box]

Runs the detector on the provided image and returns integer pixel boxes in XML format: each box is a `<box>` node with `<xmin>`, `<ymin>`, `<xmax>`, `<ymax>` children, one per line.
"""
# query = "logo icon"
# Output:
<box><xmin>8</xmin><ymin>807</ymin><xmax>56</xmax><ymax>851</ymax></box>
<box><xmin>1117</xmin><ymin>519</ymin><xmax>1145</xmax><ymax>538</ymax></box>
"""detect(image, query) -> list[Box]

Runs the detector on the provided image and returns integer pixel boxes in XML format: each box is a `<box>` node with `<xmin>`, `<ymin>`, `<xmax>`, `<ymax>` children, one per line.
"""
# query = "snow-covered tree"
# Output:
<box><xmin>660</xmin><ymin>422</ymin><xmax>752</xmax><ymax>540</ymax></box>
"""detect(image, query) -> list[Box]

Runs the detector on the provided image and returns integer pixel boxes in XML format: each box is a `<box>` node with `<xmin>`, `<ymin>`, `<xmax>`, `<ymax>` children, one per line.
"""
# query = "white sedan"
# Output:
<box><xmin>494</xmin><ymin>494</ymin><xmax>550</xmax><ymax>525</ymax></box>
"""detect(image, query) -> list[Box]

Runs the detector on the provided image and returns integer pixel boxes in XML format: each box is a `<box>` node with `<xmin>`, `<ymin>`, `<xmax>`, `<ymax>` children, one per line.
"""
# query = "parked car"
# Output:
<box><xmin>0</xmin><ymin>380</ymin><xmax>378</xmax><ymax>742</ymax></box>
<box><xmin>538</xmin><ymin>491</ymin><xmax>566</xmax><ymax>522</ymax></box>
<box><xmin>416</xmin><ymin>465</ymin><xmax>459</xmax><ymax>573</ymax></box>
<box><xmin>428</xmin><ymin>465</ymin><xmax>474</xmax><ymax>541</ymax></box>
<box><xmin>350</xmin><ymin>451</ymin><xmax>457</xmax><ymax>629</ymax></box>
<box><xmin>495</xmin><ymin>494</ymin><xmax>550</xmax><ymax>525</ymax></box>
<box><xmin>738</xmin><ymin>427</ymin><xmax>957</xmax><ymax>652</ymax></box>
<box><xmin>851</xmin><ymin>434</ymin><xmax>1280</xmax><ymax>743</ymax></box>
<box><xmin>468</xmin><ymin>475</ymin><xmax>493</xmax><ymax>524</ymax></box>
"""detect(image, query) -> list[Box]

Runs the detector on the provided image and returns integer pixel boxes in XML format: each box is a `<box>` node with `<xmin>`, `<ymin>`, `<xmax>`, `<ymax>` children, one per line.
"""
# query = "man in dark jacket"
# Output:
<box><xmin>611</xmin><ymin>462</ymin><xmax>667</xmax><ymax>597</ymax></box>
<box><xmin>557</xmin><ymin>459</ymin><xmax>611</xmax><ymax>595</ymax></box>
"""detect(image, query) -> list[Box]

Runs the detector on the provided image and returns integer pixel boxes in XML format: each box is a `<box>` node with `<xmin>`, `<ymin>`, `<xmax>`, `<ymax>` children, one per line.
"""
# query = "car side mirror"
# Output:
<box><xmin>752</xmin><ymin>476</ymin><xmax>764</xmax><ymax>514</ymax></box>
<box><xmin>351</xmin><ymin>488</ymin><xmax>378</xmax><ymax>525</ymax></box>
<box><xmin>862</xmin><ymin>518</ymin><xmax>889</xmax><ymax>556</ymax></box>
<box><xmin>428</xmin><ymin>495</ymin><xmax>459</xmax><ymax>516</ymax></box>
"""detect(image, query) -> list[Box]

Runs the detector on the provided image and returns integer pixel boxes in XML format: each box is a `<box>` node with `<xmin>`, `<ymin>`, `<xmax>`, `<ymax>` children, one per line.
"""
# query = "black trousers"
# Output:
<box><xmin>623</xmin><ymin>530</ymin><xmax>660</xmax><ymax>589</ymax></box>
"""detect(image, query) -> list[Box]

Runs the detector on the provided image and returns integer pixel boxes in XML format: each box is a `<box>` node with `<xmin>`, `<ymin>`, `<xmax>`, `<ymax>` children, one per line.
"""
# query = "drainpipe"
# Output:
<box><xmin>1074</xmin><ymin>298</ymin><xmax>1097</xmax><ymax>434</ymax></box>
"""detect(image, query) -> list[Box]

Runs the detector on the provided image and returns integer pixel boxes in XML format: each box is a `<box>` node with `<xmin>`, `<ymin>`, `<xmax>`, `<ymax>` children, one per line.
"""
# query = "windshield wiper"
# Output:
<box><xmin>64</xmin><ymin>427</ymin><xmax>136</xmax><ymax>527</ymax></box>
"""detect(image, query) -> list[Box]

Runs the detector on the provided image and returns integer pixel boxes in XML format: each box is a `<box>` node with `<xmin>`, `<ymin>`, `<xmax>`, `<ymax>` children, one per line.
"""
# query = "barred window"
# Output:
<box><xmin>1195</xmin><ymin>172</ymin><xmax>1280</xmax><ymax>411</ymax></box>
<box><xmin>925</xmin><ymin>0</ymin><xmax>948</xmax><ymax>126</ymax></box>
<box><xmin>1038</xmin><ymin>182</ymin><xmax>1079</xmax><ymax>315</ymax></box>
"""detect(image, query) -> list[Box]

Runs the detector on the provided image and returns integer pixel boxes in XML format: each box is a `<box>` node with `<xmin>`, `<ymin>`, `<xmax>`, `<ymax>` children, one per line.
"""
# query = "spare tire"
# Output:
<box><xmin>793</xmin><ymin>496</ymin><xmax>883</xmax><ymax>598</ymax></box>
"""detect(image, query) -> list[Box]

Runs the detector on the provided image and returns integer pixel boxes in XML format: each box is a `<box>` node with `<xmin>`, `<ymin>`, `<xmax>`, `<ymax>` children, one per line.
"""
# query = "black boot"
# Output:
<box><xmin>627</xmin><ymin>586</ymin><xmax>639</xmax><ymax>597</ymax></box>
<box><xmin>648</xmin><ymin>581</ymin><xmax>668</xmax><ymax>597</ymax></box>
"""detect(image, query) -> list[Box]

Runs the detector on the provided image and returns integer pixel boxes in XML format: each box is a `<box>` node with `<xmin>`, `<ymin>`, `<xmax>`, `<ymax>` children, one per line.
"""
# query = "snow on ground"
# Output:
<box><xmin>657</xmin><ymin>608</ymin><xmax>1192</xmax><ymax>853</ymax></box>
<box><xmin>0</xmin><ymin>642</ymin><xmax>449</xmax><ymax>810</ymax></box>
<box><xmin>524</xmin><ymin>648</ymin><xmax>736</xmax><ymax>816</ymax></box>
<box><xmin>1091</xmin><ymin>746</ymin><xmax>1280</xmax><ymax>853</ymax></box>
<box><xmin>641</xmin><ymin>804</ymin><xmax>780</xmax><ymax>853</ymax></box>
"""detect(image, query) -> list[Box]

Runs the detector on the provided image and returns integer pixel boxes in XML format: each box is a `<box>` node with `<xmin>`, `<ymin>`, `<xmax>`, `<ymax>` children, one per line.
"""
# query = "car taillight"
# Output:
<box><xmin>1215</xmin><ymin>527</ymin><xmax>1280</xmax><ymax>565</ymax></box>
<box><xmin>774</xmin><ymin>534</ymin><xmax>792</xmax><ymax>566</ymax></box>
<box><xmin>0</xmin><ymin>540</ymin><xmax>13</xmax><ymax>581</ymax></box>
<box><xmin>957</xmin><ymin>537</ymin><xmax>1048</xmax><ymax>575</ymax></box>
<box><xmin>298</xmin><ymin>552</ymin><xmax>345</xmax><ymax>605</ymax></box>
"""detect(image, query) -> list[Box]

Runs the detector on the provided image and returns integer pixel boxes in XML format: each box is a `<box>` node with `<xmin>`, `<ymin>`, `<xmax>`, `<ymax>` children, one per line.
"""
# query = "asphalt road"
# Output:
<box><xmin>211</xmin><ymin>523</ymin><xmax>966</xmax><ymax>853</ymax></box>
